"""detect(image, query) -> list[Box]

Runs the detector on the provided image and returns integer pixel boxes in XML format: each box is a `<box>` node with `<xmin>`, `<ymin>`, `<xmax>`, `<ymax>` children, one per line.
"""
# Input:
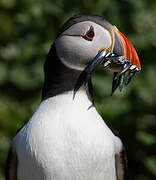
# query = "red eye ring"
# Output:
<box><xmin>83</xmin><ymin>26</ymin><xmax>95</xmax><ymax>41</ymax></box>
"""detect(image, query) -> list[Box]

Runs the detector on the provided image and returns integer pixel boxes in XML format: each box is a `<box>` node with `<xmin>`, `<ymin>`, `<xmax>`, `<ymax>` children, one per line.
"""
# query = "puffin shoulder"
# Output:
<box><xmin>5</xmin><ymin>126</ymin><xmax>23</xmax><ymax>180</ymax></box>
<box><xmin>5</xmin><ymin>146</ymin><xmax>18</xmax><ymax>180</ymax></box>
<box><xmin>113</xmin><ymin>130</ymin><xmax>128</xmax><ymax>180</ymax></box>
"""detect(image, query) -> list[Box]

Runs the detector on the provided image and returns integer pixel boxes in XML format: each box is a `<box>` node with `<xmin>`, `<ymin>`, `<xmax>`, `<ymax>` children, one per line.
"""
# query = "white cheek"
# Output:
<box><xmin>55</xmin><ymin>36</ymin><xmax>98</xmax><ymax>71</ymax></box>
<box><xmin>94</xmin><ymin>29</ymin><xmax>112</xmax><ymax>49</ymax></box>
<box><xmin>55</xmin><ymin>28</ymin><xmax>112</xmax><ymax>71</ymax></box>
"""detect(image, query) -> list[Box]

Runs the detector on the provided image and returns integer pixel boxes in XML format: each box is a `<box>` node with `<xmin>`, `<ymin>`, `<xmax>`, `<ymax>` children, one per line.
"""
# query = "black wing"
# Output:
<box><xmin>5</xmin><ymin>147</ymin><xmax>18</xmax><ymax>180</ymax></box>
<box><xmin>5</xmin><ymin>126</ymin><xmax>24</xmax><ymax>180</ymax></box>
<box><xmin>110</xmin><ymin>127</ymin><xmax>128</xmax><ymax>180</ymax></box>
<box><xmin>115</xmin><ymin>146</ymin><xmax>128</xmax><ymax>180</ymax></box>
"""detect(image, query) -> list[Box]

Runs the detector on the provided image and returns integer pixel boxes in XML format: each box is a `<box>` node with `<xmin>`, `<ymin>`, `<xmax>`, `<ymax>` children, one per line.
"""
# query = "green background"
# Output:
<box><xmin>0</xmin><ymin>0</ymin><xmax>156</xmax><ymax>179</ymax></box>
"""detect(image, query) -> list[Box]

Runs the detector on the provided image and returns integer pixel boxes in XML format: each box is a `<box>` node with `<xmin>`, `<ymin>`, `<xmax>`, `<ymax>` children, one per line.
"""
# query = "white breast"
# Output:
<box><xmin>13</xmin><ymin>90</ymin><xmax>121</xmax><ymax>180</ymax></box>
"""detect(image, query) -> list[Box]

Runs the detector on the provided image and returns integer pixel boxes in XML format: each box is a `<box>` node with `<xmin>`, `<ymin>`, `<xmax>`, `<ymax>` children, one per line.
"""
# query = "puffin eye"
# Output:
<box><xmin>83</xmin><ymin>26</ymin><xmax>95</xmax><ymax>41</ymax></box>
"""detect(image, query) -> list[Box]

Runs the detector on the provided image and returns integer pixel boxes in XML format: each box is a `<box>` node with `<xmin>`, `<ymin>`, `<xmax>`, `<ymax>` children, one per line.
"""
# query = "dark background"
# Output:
<box><xmin>0</xmin><ymin>0</ymin><xmax>156</xmax><ymax>179</ymax></box>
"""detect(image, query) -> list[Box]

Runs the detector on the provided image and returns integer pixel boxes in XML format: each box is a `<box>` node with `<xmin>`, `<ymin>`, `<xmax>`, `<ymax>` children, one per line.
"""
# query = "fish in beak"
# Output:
<box><xmin>107</xmin><ymin>26</ymin><xmax>141</xmax><ymax>95</ymax></box>
<box><xmin>74</xmin><ymin>25</ymin><xmax>141</xmax><ymax>97</ymax></box>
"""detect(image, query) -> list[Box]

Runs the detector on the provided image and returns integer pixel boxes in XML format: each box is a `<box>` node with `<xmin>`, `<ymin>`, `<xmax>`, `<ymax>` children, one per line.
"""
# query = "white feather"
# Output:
<box><xmin>13</xmin><ymin>90</ymin><xmax>122</xmax><ymax>180</ymax></box>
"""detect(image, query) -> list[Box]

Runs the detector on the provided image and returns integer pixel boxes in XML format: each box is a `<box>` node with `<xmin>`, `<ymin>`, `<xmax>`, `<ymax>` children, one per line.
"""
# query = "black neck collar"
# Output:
<box><xmin>41</xmin><ymin>44</ymin><xmax>93</xmax><ymax>101</ymax></box>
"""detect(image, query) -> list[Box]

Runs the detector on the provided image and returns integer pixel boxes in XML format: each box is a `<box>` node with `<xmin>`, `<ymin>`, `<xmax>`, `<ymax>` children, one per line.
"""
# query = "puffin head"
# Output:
<box><xmin>42</xmin><ymin>14</ymin><xmax>141</xmax><ymax>100</ymax></box>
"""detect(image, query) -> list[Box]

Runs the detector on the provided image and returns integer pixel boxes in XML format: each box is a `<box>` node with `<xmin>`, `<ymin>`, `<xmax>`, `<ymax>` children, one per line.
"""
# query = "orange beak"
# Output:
<box><xmin>109</xmin><ymin>26</ymin><xmax>141</xmax><ymax>71</ymax></box>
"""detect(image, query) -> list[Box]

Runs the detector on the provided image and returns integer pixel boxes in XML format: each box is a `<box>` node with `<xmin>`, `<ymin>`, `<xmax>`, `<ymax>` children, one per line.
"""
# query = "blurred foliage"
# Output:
<box><xmin>0</xmin><ymin>0</ymin><xmax>156</xmax><ymax>179</ymax></box>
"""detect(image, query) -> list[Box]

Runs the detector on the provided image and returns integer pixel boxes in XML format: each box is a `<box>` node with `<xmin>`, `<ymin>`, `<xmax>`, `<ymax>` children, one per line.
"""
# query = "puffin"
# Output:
<box><xmin>5</xmin><ymin>14</ymin><xmax>141</xmax><ymax>180</ymax></box>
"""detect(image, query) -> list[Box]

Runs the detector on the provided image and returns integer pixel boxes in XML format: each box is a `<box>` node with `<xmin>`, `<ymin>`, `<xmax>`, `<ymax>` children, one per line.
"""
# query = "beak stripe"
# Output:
<box><xmin>117</xmin><ymin>30</ymin><xmax>141</xmax><ymax>70</ymax></box>
<box><xmin>118</xmin><ymin>30</ymin><xmax>131</xmax><ymax>62</ymax></box>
